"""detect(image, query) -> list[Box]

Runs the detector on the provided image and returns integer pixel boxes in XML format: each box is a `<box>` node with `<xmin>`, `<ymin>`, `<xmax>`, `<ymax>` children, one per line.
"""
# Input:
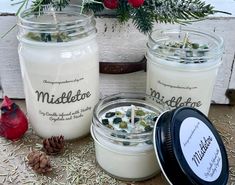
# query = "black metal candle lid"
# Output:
<box><xmin>153</xmin><ymin>107</ymin><xmax>229</xmax><ymax>185</ymax></box>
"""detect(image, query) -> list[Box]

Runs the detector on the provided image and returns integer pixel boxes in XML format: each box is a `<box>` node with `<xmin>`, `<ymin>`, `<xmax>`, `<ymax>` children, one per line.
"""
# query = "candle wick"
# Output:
<box><xmin>182</xmin><ymin>32</ymin><xmax>189</xmax><ymax>49</ymax></box>
<box><xmin>50</xmin><ymin>7</ymin><xmax>58</xmax><ymax>30</ymax></box>
<box><xmin>131</xmin><ymin>105</ymin><xmax>135</xmax><ymax>125</ymax></box>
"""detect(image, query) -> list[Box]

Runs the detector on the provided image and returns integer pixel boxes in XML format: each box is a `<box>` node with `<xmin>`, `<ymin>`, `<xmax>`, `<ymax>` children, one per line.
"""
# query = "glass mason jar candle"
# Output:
<box><xmin>146</xmin><ymin>28</ymin><xmax>224</xmax><ymax>115</ymax></box>
<box><xmin>91</xmin><ymin>93</ymin><xmax>168</xmax><ymax>181</ymax></box>
<box><xmin>17</xmin><ymin>5</ymin><xmax>99</xmax><ymax>139</ymax></box>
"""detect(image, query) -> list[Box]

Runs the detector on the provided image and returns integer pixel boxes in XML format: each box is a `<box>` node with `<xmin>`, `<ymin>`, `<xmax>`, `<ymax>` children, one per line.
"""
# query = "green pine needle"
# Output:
<box><xmin>132</xmin><ymin>7</ymin><xmax>154</xmax><ymax>34</ymax></box>
<box><xmin>84</xmin><ymin>0</ymin><xmax>104</xmax><ymax>13</ymax></box>
<box><xmin>31</xmin><ymin>0</ymin><xmax>70</xmax><ymax>12</ymax></box>
<box><xmin>116</xmin><ymin>0</ymin><xmax>130</xmax><ymax>23</ymax></box>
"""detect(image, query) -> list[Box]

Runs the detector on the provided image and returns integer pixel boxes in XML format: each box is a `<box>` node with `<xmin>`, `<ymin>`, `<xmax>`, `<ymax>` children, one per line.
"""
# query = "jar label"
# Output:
<box><xmin>146</xmin><ymin>59</ymin><xmax>218</xmax><ymax>115</ymax></box>
<box><xmin>27</xmin><ymin>70</ymin><xmax>99</xmax><ymax>125</ymax></box>
<box><xmin>179</xmin><ymin>117</ymin><xmax>222</xmax><ymax>182</ymax></box>
<box><xmin>20</xmin><ymin>49</ymin><xmax>99</xmax><ymax>138</ymax></box>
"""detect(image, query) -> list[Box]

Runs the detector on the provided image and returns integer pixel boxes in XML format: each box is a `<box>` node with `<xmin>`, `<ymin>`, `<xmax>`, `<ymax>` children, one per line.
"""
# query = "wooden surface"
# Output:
<box><xmin>0</xmin><ymin>16</ymin><xmax>235</xmax><ymax>103</ymax></box>
<box><xmin>0</xmin><ymin>100</ymin><xmax>234</xmax><ymax>185</ymax></box>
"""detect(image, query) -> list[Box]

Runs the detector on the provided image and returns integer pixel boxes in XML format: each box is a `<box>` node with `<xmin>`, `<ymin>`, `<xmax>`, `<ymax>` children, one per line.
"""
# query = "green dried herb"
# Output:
<box><xmin>115</xmin><ymin>111</ymin><xmax>123</xmax><ymax>117</ymax></box>
<box><xmin>135</xmin><ymin>109</ymin><xmax>145</xmax><ymax>116</ymax></box>
<box><xmin>139</xmin><ymin>120</ymin><xmax>147</xmax><ymax>127</ymax></box>
<box><xmin>145</xmin><ymin>125</ymin><xmax>153</xmax><ymax>132</ymax></box>
<box><xmin>107</xmin><ymin>124</ymin><xmax>114</xmax><ymax>129</ymax></box>
<box><xmin>119</xmin><ymin>121</ymin><xmax>128</xmax><ymax>129</ymax></box>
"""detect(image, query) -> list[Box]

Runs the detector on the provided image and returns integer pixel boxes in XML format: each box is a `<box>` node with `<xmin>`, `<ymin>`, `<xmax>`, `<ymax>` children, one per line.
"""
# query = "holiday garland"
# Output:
<box><xmin>14</xmin><ymin>0</ymin><xmax>227</xmax><ymax>34</ymax></box>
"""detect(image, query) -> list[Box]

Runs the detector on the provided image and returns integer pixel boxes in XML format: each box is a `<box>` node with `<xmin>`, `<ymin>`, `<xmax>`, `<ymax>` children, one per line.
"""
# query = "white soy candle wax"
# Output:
<box><xmin>91</xmin><ymin>93</ymin><xmax>168</xmax><ymax>181</ymax></box>
<box><xmin>146</xmin><ymin>28</ymin><xmax>224</xmax><ymax>115</ymax></box>
<box><xmin>17</xmin><ymin>5</ymin><xmax>99</xmax><ymax>139</ymax></box>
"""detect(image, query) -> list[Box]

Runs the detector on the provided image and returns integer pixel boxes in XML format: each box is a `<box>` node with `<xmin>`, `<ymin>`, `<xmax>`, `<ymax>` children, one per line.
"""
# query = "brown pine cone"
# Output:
<box><xmin>43</xmin><ymin>135</ymin><xmax>65</xmax><ymax>155</ymax></box>
<box><xmin>27</xmin><ymin>151</ymin><xmax>52</xmax><ymax>174</ymax></box>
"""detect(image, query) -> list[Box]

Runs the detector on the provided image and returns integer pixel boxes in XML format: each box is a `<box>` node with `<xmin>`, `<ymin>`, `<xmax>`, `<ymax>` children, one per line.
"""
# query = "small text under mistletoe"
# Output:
<box><xmin>39</xmin><ymin>107</ymin><xmax>92</xmax><ymax>122</ymax></box>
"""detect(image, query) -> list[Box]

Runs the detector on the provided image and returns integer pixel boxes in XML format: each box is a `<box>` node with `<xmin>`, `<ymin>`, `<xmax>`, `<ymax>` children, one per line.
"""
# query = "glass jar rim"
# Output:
<box><xmin>18</xmin><ymin>4</ymin><xmax>94</xmax><ymax>32</ymax></box>
<box><xmin>147</xmin><ymin>27</ymin><xmax>224</xmax><ymax>62</ymax></box>
<box><xmin>92</xmin><ymin>92</ymin><xmax>168</xmax><ymax>143</ymax></box>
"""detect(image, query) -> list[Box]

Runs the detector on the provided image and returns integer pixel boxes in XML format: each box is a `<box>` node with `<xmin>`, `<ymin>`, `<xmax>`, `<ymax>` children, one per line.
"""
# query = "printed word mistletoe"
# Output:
<box><xmin>14</xmin><ymin>0</ymin><xmax>226</xmax><ymax>33</ymax></box>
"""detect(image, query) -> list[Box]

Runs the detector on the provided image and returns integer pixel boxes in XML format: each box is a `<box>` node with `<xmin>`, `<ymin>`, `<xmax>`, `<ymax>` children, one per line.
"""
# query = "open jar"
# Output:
<box><xmin>17</xmin><ymin>5</ymin><xmax>99</xmax><ymax>139</ymax></box>
<box><xmin>146</xmin><ymin>27</ymin><xmax>224</xmax><ymax>115</ymax></box>
<box><xmin>91</xmin><ymin>93</ymin><xmax>168</xmax><ymax>181</ymax></box>
<box><xmin>91</xmin><ymin>93</ymin><xmax>229</xmax><ymax>184</ymax></box>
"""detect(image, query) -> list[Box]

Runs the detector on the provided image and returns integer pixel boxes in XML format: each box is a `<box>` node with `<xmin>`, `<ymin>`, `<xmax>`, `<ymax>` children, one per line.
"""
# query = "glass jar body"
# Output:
<box><xmin>146</xmin><ymin>28</ymin><xmax>223</xmax><ymax>115</ymax></box>
<box><xmin>91</xmin><ymin>93</ymin><xmax>168</xmax><ymax>181</ymax></box>
<box><xmin>18</xmin><ymin>5</ymin><xmax>99</xmax><ymax>139</ymax></box>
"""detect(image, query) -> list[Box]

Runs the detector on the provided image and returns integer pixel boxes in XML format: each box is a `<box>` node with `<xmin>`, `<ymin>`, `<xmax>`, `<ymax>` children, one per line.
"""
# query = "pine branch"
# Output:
<box><xmin>129</xmin><ymin>0</ymin><xmax>217</xmax><ymax>33</ymax></box>
<box><xmin>149</xmin><ymin>0</ymin><xmax>215</xmax><ymax>24</ymax></box>
<box><xmin>116</xmin><ymin>0</ymin><xmax>130</xmax><ymax>23</ymax></box>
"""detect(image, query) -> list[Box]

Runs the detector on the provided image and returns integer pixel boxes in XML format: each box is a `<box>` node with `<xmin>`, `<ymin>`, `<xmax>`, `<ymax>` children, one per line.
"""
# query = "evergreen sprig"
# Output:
<box><xmin>13</xmin><ymin>0</ymin><xmax>229</xmax><ymax>34</ymax></box>
<box><xmin>130</xmin><ymin>0</ymin><xmax>216</xmax><ymax>33</ymax></box>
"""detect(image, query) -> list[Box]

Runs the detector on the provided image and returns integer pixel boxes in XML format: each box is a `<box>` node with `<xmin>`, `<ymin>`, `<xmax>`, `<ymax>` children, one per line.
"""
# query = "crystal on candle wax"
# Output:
<box><xmin>105</xmin><ymin>112</ymin><xmax>115</xmax><ymax>118</ymax></box>
<box><xmin>99</xmin><ymin>106</ymin><xmax>158</xmax><ymax>146</ymax></box>
<box><xmin>102</xmin><ymin>119</ymin><xmax>109</xmax><ymax>125</ymax></box>
<box><xmin>113</xmin><ymin>118</ymin><xmax>122</xmax><ymax>124</ymax></box>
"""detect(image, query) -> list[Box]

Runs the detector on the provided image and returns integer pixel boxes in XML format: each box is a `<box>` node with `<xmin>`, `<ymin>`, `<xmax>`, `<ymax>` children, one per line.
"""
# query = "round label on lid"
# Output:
<box><xmin>179</xmin><ymin>117</ymin><xmax>222</xmax><ymax>182</ymax></box>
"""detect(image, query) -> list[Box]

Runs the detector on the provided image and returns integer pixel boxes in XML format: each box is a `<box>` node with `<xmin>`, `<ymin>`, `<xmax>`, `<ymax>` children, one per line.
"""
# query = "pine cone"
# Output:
<box><xmin>43</xmin><ymin>135</ymin><xmax>65</xmax><ymax>155</ymax></box>
<box><xmin>27</xmin><ymin>151</ymin><xmax>52</xmax><ymax>174</ymax></box>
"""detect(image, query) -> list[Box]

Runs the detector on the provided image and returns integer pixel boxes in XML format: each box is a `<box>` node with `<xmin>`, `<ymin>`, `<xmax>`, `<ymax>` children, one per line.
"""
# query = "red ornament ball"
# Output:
<box><xmin>128</xmin><ymin>0</ymin><xmax>144</xmax><ymax>8</ymax></box>
<box><xmin>103</xmin><ymin>0</ymin><xmax>118</xmax><ymax>9</ymax></box>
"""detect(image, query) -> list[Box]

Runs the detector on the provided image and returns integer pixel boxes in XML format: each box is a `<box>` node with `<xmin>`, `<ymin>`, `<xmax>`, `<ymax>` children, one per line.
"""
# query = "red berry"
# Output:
<box><xmin>103</xmin><ymin>0</ymin><xmax>118</xmax><ymax>9</ymax></box>
<box><xmin>128</xmin><ymin>0</ymin><xmax>144</xmax><ymax>8</ymax></box>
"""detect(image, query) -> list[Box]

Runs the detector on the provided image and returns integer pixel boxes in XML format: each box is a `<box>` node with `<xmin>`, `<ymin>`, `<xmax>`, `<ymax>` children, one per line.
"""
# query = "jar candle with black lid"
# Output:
<box><xmin>91</xmin><ymin>93</ymin><xmax>229</xmax><ymax>184</ymax></box>
<box><xmin>153</xmin><ymin>107</ymin><xmax>229</xmax><ymax>185</ymax></box>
